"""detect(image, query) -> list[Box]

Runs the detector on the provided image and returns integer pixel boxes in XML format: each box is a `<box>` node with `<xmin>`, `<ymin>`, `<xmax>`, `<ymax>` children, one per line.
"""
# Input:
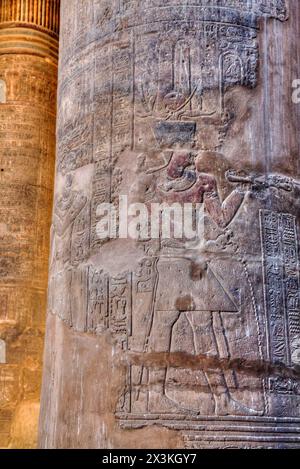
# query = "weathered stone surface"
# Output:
<box><xmin>0</xmin><ymin>0</ymin><xmax>59</xmax><ymax>448</ymax></box>
<box><xmin>40</xmin><ymin>0</ymin><xmax>300</xmax><ymax>448</ymax></box>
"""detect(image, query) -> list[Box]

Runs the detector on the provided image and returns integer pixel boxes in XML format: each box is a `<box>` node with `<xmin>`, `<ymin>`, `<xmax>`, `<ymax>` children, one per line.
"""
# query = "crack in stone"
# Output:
<box><xmin>123</xmin><ymin>352</ymin><xmax>300</xmax><ymax>380</ymax></box>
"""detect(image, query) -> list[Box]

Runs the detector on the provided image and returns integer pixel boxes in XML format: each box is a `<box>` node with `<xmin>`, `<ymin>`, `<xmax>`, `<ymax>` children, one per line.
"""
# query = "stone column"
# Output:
<box><xmin>39</xmin><ymin>0</ymin><xmax>300</xmax><ymax>449</ymax></box>
<box><xmin>0</xmin><ymin>0</ymin><xmax>59</xmax><ymax>448</ymax></box>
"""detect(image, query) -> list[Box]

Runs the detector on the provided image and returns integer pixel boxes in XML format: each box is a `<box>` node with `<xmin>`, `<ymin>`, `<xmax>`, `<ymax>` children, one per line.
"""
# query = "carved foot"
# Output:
<box><xmin>148</xmin><ymin>391</ymin><xmax>180</xmax><ymax>414</ymax></box>
<box><xmin>149</xmin><ymin>391</ymin><xmax>203</xmax><ymax>416</ymax></box>
<box><xmin>216</xmin><ymin>393</ymin><xmax>263</xmax><ymax>416</ymax></box>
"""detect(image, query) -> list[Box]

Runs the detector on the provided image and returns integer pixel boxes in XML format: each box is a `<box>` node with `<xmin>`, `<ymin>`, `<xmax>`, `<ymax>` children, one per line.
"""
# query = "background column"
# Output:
<box><xmin>0</xmin><ymin>0</ymin><xmax>59</xmax><ymax>448</ymax></box>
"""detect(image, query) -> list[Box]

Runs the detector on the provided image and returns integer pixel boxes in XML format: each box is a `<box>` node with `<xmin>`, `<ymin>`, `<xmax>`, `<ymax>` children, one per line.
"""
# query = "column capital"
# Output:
<box><xmin>0</xmin><ymin>0</ymin><xmax>60</xmax><ymax>63</ymax></box>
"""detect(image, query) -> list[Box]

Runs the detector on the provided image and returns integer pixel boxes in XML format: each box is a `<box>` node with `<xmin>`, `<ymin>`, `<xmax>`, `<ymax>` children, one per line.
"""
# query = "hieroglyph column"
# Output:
<box><xmin>0</xmin><ymin>0</ymin><xmax>59</xmax><ymax>448</ymax></box>
<box><xmin>40</xmin><ymin>0</ymin><xmax>300</xmax><ymax>449</ymax></box>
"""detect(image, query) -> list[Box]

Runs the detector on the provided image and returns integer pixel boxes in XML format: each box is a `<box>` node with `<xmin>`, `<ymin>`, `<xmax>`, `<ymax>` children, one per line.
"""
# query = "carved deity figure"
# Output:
<box><xmin>48</xmin><ymin>174</ymin><xmax>88</xmax><ymax>327</ymax></box>
<box><xmin>50</xmin><ymin>174</ymin><xmax>87</xmax><ymax>271</ymax></box>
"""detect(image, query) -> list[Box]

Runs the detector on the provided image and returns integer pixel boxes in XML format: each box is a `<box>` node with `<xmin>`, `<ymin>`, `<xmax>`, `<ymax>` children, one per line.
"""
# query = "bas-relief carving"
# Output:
<box><xmin>58</xmin><ymin>0</ymin><xmax>288</xmax><ymax>176</ymax></box>
<box><xmin>50</xmin><ymin>0</ymin><xmax>300</xmax><ymax>448</ymax></box>
<box><xmin>0</xmin><ymin>367</ymin><xmax>19</xmax><ymax>407</ymax></box>
<box><xmin>260</xmin><ymin>210</ymin><xmax>300</xmax><ymax>368</ymax></box>
<box><xmin>0</xmin><ymin>64</ymin><xmax>56</xmax><ymax>107</ymax></box>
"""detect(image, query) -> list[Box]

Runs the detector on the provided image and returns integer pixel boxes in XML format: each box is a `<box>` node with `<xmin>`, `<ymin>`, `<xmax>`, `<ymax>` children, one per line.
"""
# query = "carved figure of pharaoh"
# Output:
<box><xmin>130</xmin><ymin>118</ymin><xmax>266</xmax><ymax>417</ymax></box>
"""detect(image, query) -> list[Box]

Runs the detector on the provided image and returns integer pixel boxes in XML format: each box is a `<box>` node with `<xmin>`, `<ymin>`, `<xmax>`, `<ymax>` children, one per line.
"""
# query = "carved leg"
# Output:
<box><xmin>147</xmin><ymin>310</ymin><xmax>180</xmax><ymax>413</ymax></box>
<box><xmin>184</xmin><ymin>311</ymin><xmax>259</xmax><ymax>415</ymax></box>
<box><xmin>185</xmin><ymin>311</ymin><xmax>220</xmax><ymax>414</ymax></box>
<box><xmin>209</xmin><ymin>312</ymin><xmax>262</xmax><ymax>416</ymax></box>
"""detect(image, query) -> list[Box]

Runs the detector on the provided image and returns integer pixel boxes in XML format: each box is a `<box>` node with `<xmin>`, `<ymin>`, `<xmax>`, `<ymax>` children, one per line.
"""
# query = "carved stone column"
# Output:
<box><xmin>0</xmin><ymin>0</ymin><xmax>59</xmax><ymax>448</ymax></box>
<box><xmin>40</xmin><ymin>0</ymin><xmax>300</xmax><ymax>449</ymax></box>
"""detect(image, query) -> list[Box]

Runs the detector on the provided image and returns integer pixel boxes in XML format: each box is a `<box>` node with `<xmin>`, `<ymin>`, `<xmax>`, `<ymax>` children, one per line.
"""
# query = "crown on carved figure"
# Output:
<box><xmin>154</xmin><ymin>120</ymin><xmax>197</xmax><ymax>147</ymax></box>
